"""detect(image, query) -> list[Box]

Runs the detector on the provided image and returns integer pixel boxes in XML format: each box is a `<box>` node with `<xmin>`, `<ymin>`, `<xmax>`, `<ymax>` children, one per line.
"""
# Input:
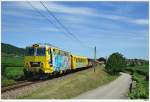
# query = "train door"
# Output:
<box><xmin>48</xmin><ymin>48</ymin><xmax>53</xmax><ymax>67</ymax></box>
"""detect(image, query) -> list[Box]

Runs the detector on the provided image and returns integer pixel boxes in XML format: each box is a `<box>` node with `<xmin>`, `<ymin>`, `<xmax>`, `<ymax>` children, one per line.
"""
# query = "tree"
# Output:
<box><xmin>98</xmin><ymin>57</ymin><xmax>106</xmax><ymax>64</ymax></box>
<box><xmin>105</xmin><ymin>52</ymin><xmax>126</xmax><ymax>74</ymax></box>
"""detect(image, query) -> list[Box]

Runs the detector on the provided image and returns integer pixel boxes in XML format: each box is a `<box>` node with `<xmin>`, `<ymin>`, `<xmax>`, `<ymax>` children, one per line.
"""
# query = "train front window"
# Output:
<box><xmin>36</xmin><ymin>47</ymin><xmax>46</xmax><ymax>56</ymax></box>
<box><xmin>26</xmin><ymin>47</ymin><xmax>34</xmax><ymax>56</ymax></box>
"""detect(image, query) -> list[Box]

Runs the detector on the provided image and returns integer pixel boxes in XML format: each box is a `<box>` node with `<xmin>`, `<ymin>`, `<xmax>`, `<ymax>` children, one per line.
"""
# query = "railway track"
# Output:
<box><xmin>1</xmin><ymin>80</ymin><xmax>43</xmax><ymax>93</ymax></box>
<box><xmin>2</xmin><ymin>65</ymin><xmax>93</xmax><ymax>93</ymax></box>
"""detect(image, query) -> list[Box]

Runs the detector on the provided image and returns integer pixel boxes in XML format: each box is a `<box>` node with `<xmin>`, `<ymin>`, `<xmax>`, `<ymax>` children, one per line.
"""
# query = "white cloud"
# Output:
<box><xmin>2</xmin><ymin>10</ymin><xmax>44</xmax><ymax>19</ymax></box>
<box><xmin>45</xmin><ymin>2</ymin><xmax>148</xmax><ymax>26</ymax></box>
<box><xmin>13</xmin><ymin>1</ymin><xmax>96</xmax><ymax>16</ymax></box>
<box><xmin>131</xmin><ymin>19</ymin><xmax>149</xmax><ymax>25</ymax></box>
<box><xmin>3</xmin><ymin>1</ymin><xmax>149</xmax><ymax>27</ymax></box>
<box><xmin>2</xmin><ymin>24</ymin><xmax>59</xmax><ymax>33</ymax></box>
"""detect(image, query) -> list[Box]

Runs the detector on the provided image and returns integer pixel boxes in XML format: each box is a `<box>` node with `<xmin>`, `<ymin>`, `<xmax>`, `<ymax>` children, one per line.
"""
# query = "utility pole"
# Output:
<box><xmin>94</xmin><ymin>46</ymin><xmax>96</xmax><ymax>72</ymax></box>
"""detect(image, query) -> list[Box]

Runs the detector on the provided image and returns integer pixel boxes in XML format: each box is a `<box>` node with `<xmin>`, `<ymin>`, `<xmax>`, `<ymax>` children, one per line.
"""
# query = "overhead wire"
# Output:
<box><xmin>40</xmin><ymin>1</ymin><xmax>92</xmax><ymax>49</ymax></box>
<box><xmin>27</xmin><ymin>1</ymin><xmax>93</xmax><ymax>54</ymax></box>
<box><xmin>27</xmin><ymin>1</ymin><xmax>76</xmax><ymax>41</ymax></box>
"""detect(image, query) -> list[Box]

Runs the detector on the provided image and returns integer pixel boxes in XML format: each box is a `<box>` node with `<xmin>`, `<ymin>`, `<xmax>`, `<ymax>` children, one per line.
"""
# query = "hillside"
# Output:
<box><xmin>1</xmin><ymin>43</ymin><xmax>25</xmax><ymax>56</ymax></box>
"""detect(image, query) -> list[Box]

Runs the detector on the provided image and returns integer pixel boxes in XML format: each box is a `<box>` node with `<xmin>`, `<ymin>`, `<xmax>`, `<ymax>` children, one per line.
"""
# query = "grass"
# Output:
<box><xmin>1</xmin><ymin>77</ymin><xmax>17</xmax><ymax>87</ymax></box>
<box><xmin>1</xmin><ymin>55</ymin><xmax>24</xmax><ymax>67</ymax></box>
<box><xmin>126</xmin><ymin>64</ymin><xmax>149</xmax><ymax>75</ymax></box>
<box><xmin>18</xmin><ymin>65</ymin><xmax>118</xmax><ymax>99</ymax></box>
<box><xmin>5</xmin><ymin>67</ymin><xmax>24</xmax><ymax>79</ymax></box>
<box><xmin>1</xmin><ymin>55</ymin><xmax>24</xmax><ymax>87</ymax></box>
<box><xmin>126</xmin><ymin>64</ymin><xmax>149</xmax><ymax>99</ymax></box>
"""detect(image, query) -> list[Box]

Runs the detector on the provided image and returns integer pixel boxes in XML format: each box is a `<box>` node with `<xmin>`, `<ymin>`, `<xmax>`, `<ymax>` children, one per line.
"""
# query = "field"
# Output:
<box><xmin>125</xmin><ymin>64</ymin><xmax>149</xmax><ymax>75</ymax></box>
<box><xmin>125</xmin><ymin>64</ymin><xmax>149</xmax><ymax>99</ymax></box>
<box><xmin>18</xmin><ymin>65</ymin><xmax>118</xmax><ymax>99</ymax></box>
<box><xmin>1</xmin><ymin>55</ymin><xmax>24</xmax><ymax>86</ymax></box>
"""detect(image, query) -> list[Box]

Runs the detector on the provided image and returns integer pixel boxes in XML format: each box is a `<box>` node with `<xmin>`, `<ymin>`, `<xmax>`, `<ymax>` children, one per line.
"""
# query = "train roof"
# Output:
<box><xmin>71</xmin><ymin>54</ymin><xmax>87</xmax><ymax>59</ymax></box>
<box><xmin>26</xmin><ymin>43</ymin><xmax>71</xmax><ymax>53</ymax></box>
<box><xmin>26</xmin><ymin>43</ymin><xmax>60</xmax><ymax>49</ymax></box>
<box><xmin>26</xmin><ymin>43</ymin><xmax>88</xmax><ymax>58</ymax></box>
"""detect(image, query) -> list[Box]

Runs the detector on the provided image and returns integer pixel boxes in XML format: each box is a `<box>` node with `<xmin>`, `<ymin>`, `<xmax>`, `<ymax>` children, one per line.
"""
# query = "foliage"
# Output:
<box><xmin>105</xmin><ymin>52</ymin><xmax>126</xmax><ymax>74</ymax></box>
<box><xmin>126</xmin><ymin>64</ymin><xmax>149</xmax><ymax>99</ymax></box>
<box><xmin>1</xmin><ymin>43</ymin><xmax>25</xmax><ymax>56</ymax></box>
<box><xmin>98</xmin><ymin>57</ymin><xmax>106</xmax><ymax>64</ymax></box>
<box><xmin>126</xmin><ymin>64</ymin><xmax>149</xmax><ymax>75</ymax></box>
<box><xmin>128</xmin><ymin>72</ymin><xmax>149</xmax><ymax>99</ymax></box>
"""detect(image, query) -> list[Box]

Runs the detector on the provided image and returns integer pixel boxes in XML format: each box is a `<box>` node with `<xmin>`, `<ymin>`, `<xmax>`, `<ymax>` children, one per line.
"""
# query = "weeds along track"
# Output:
<box><xmin>1</xmin><ymin>80</ymin><xmax>43</xmax><ymax>93</ymax></box>
<box><xmin>2</xmin><ymin>65</ymin><xmax>93</xmax><ymax>93</ymax></box>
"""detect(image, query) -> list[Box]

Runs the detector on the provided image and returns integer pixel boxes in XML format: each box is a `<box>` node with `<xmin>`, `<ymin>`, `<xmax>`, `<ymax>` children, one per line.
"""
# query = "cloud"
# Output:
<box><xmin>45</xmin><ymin>2</ymin><xmax>149</xmax><ymax>26</ymax></box>
<box><xmin>12</xmin><ymin>1</ymin><xmax>96</xmax><ymax>16</ymax></box>
<box><xmin>131</xmin><ymin>19</ymin><xmax>149</xmax><ymax>25</ymax></box>
<box><xmin>3</xmin><ymin>2</ymin><xmax>148</xmax><ymax>26</ymax></box>
<box><xmin>2</xmin><ymin>24</ymin><xmax>59</xmax><ymax>33</ymax></box>
<box><xmin>2</xmin><ymin>10</ymin><xmax>44</xmax><ymax>20</ymax></box>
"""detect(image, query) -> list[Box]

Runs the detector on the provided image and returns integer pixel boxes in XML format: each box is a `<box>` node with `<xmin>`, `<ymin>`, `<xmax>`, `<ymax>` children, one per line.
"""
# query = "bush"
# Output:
<box><xmin>128</xmin><ymin>72</ymin><xmax>149</xmax><ymax>99</ymax></box>
<box><xmin>105</xmin><ymin>52</ymin><xmax>126</xmax><ymax>74</ymax></box>
<box><xmin>128</xmin><ymin>80</ymin><xmax>149</xmax><ymax>99</ymax></box>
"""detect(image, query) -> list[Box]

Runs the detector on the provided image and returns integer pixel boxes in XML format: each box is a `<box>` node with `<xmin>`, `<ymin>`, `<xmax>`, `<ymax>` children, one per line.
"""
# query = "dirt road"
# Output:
<box><xmin>75</xmin><ymin>72</ymin><xmax>131</xmax><ymax>99</ymax></box>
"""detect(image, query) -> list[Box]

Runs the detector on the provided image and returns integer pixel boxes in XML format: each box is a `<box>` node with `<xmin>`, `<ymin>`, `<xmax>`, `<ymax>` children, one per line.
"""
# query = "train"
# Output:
<box><xmin>24</xmin><ymin>43</ymin><xmax>92</xmax><ymax>78</ymax></box>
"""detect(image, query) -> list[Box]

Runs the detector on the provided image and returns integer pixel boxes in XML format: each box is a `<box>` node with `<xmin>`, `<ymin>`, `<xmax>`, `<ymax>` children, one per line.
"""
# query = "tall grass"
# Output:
<box><xmin>1</xmin><ymin>56</ymin><xmax>24</xmax><ymax>86</ymax></box>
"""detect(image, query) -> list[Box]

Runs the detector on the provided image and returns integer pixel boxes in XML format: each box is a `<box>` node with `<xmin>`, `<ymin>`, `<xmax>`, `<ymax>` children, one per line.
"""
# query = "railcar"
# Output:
<box><xmin>24</xmin><ymin>43</ymin><xmax>89</xmax><ymax>78</ymax></box>
<box><xmin>71</xmin><ymin>55</ymin><xmax>88</xmax><ymax>69</ymax></box>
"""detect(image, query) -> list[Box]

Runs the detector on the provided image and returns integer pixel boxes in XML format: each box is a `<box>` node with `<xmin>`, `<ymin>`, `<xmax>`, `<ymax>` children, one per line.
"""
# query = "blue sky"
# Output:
<box><xmin>2</xmin><ymin>1</ymin><xmax>149</xmax><ymax>59</ymax></box>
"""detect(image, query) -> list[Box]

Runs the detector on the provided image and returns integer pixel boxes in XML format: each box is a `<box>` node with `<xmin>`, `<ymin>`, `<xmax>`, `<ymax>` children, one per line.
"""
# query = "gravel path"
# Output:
<box><xmin>75</xmin><ymin>72</ymin><xmax>131</xmax><ymax>99</ymax></box>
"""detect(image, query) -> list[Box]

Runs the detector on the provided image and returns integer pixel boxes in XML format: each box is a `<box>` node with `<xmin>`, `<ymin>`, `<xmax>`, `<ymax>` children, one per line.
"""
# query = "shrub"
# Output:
<box><xmin>105</xmin><ymin>52</ymin><xmax>126</xmax><ymax>74</ymax></box>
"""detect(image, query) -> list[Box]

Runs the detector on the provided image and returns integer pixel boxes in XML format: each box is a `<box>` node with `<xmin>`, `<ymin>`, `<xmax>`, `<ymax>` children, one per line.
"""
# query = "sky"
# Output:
<box><xmin>1</xmin><ymin>1</ymin><xmax>149</xmax><ymax>59</ymax></box>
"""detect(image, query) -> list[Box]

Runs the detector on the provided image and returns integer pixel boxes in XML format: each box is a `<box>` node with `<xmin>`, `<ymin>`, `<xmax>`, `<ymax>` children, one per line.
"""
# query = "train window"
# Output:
<box><xmin>36</xmin><ymin>47</ymin><xmax>46</xmax><ymax>56</ymax></box>
<box><xmin>25</xmin><ymin>47</ymin><xmax>34</xmax><ymax>56</ymax></box>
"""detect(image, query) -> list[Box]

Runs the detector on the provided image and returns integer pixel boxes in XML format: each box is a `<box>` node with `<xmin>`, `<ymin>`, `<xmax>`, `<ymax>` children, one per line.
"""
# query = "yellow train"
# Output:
<box><xmin>24</xmin><ymin>43</ymin><xmax>89</xmax><ymax>78</ymax></box>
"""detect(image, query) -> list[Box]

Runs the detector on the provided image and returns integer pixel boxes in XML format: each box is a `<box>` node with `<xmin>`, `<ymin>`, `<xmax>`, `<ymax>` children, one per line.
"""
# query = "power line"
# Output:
<box><xmin>27</xmin><ymin>1</ymin><xmax>92</xmax><ymax>52</ymax></box>
<box><xmin>27</xmin><ymin>1</ymin><xmax>75</xmax><ymax>41</ymax></box>
<box><xmin>40</xmin><ymin>1</ymin><xmax>92</xmax><ymax>49</ymax></box>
